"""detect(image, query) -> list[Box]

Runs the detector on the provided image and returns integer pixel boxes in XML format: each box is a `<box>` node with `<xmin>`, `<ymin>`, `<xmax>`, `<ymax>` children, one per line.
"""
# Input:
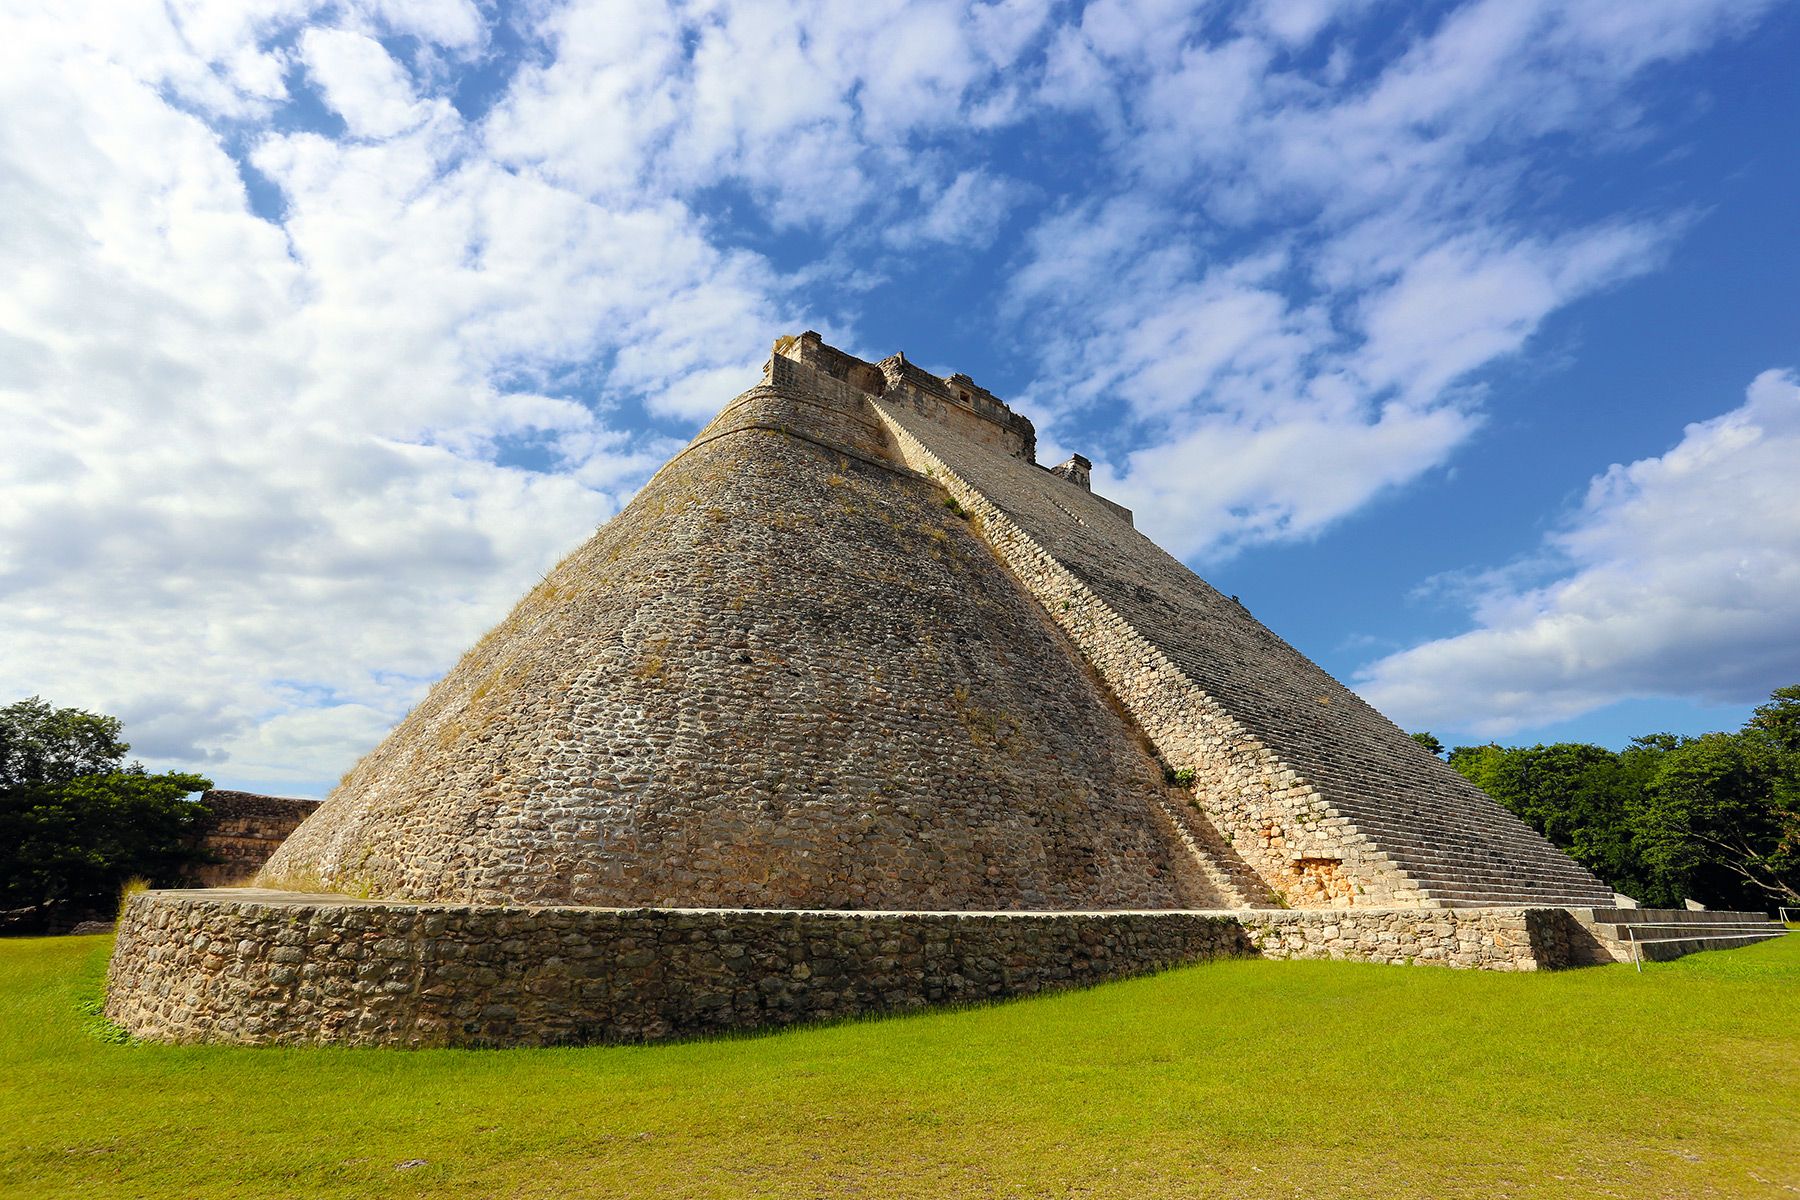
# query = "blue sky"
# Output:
<box><xmin>1</xmin><ymin>0</ymin><xmax>1796</xmax><ymax>796</ymax></box>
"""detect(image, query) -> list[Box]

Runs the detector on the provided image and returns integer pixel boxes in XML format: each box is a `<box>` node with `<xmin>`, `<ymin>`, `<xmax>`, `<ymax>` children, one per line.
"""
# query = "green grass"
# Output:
<box><xmin>3</xmin><ymin>934</ymin><xmax>1798</xmax><ymax>1199</ymax></box>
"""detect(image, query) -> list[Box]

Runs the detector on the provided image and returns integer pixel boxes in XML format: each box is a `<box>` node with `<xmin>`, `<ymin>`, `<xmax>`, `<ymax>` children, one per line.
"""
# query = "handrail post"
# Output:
<box><xmin>1629</xmin><ymin>926</ymin><xmax>1641</xmax><ymax>973</ymax></box>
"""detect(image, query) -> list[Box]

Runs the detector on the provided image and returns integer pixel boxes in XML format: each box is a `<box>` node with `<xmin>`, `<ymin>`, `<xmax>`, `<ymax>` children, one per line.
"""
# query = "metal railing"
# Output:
<box><xmin>1622</xmin><ymin>921</ymin><xmax>1792</xmax><ymax>973</ymax></box>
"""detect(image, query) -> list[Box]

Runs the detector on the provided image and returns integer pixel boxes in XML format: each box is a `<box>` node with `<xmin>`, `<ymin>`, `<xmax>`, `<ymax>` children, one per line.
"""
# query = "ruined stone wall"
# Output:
<box><xmin>264</xmin><ymin>361</ymin><xmax>1225</xmax><ymax>912</ymax></box>
<box><xmin>870</xmin><ymin>398</ymin><xmax>1613</xmax><ymax>910</ymax></box>
<box><xmin>877</xmin><ymin>354</ymin><xmax>1036</xmax><ymax>462</ymax></box>
<box><xmin>105</xmin><ymin>891</ymin><xmax>1578</xmax><ymax>1048</ymax></box>
<box><xmin>189</xmin><ymin>791</ymin><xmax>320</xmax><ymax>887</ymax></box>
<box><xmin>771</xmin><ymin>330</ymin><xmax>1034</xmax><ymax>460</ymax></box>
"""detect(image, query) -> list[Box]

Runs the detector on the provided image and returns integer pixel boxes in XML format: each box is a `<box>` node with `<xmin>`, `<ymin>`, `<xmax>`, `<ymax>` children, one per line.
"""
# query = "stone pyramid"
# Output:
<box><xmin>263</xmin><ymin>333</ymin><xmax>1614</xmax><ymax>913</ymax></box>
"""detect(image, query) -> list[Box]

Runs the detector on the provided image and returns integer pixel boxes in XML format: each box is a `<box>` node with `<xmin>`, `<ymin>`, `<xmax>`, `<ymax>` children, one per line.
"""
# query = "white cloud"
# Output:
<box><xmin>299</xmin><ymin>27</ymin><xmax>432</xmax><ymax>139</ymax></box>
<box><xmin>0</xmin><ymin>0</ymin><xmax>795</xmax><ymax>791</ymax></box>
<box><xmin>884</xmin><ymin>170</ymin><xmax>1023</xmax><ymax>249</ymax></box>
<box><xmin>0</xmin><ymin>0</ymin><xmax>1785</xmax><ymax>789</ymax></box>
<box><xmin>1006</xmin><ymin>0</ymin><xmax>1754</xmax><ymax>561</ymax></box>
<box><xmin>1358</xmin><ymin>371</ymin><xmax>1800</xmax><ymax>734</ymax></box>
<box><xmin>1351</xmin><ymin>221</ymin><xmax>1674</xmax><ymax>407</ymax></box>
<box><xmin>484</xmin><ymin>0</ymin><xmax>1051</xmax><ymax>228</ymax></box>
<box><xmin>365</xmin><ymin>0</ymin><xmax>485</xmax><ymax>48</ymax></box>
<box><xmin>1239</xmin><ymin>0</ymin><xmax>1375</xmax><ymax>48</ymax></box>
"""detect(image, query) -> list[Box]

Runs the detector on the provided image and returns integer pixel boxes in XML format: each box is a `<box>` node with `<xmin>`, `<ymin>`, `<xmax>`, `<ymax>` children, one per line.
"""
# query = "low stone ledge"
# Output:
<box><xmin>1237</xmin><ymin>906</ymin><xmax>1576</xmax><ymax>970</ymax></box>
<box><xmin>104</xmin><ymin>891</ymin><xmax>1580</xmax><ymax>1048</ymax></box>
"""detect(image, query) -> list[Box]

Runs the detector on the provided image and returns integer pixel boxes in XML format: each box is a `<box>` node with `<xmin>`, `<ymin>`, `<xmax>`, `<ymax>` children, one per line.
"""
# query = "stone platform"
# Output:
<box><xmin>105</xmin><ymin>890</ymin><xmax>1641</xmax><ymax>1048</ymax></box>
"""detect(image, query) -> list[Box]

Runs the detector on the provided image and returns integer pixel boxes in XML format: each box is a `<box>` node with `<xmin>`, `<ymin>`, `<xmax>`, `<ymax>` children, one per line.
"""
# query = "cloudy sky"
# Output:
<box><xmin>2</xmin><ymin>0</ymin><xmax>1796</xmax><ymax>796</ymax></box>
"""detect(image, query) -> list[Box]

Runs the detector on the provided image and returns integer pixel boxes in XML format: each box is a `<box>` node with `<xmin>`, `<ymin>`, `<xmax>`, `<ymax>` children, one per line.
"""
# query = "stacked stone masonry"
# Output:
<box><xmin>106</xmin><ymin>891</ymin><xmax>1587</xmax><ymax>1048</ymax></box>
<box><xmin>862</xmin><ymin>379</ymin><xmax>1614</xmax><ymax>911</ymax></box>
<box><xmin>264</xmin><ymin>331</ymin><xmax>1612</xmax><ymax>915</ymax></box>
<box><xmin>265</xmin><ymin>361</ymin><xmax>1227</xmax><ymax>912</ymax></box>
<box><xmin>108</xmin><ymin>333</ymin><xmax>1775</xmax><ymax>1050</ymax></box>
<box><xmin>189</xmin><ymin>791</ymin><xmax>321</xmax><ymax>887</ymax></box>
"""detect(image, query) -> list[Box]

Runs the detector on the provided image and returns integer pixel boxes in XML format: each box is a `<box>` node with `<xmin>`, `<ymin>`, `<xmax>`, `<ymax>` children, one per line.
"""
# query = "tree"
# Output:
<box><xmin>1447</xmin><ymin>740</ymin><xmax>1655</xmax><ymax>900</ymax></box>
<box><xmin>1409</xmin><ymin>731</ymin><xmax>1445</xmax><ymax>758</ymax></box>
<box><xmin>0</xmin><ymin>696</ymin><xmax>131</xmax><ymax>790</ymax></box>
<box><xmin>1621</xmin><ymin>690</ymin><xmax>1800</xmax><ymax>910</ymax></box>
<box><xmin>1747</xmin><ymin>685</ymin><xmax>1800</xmax><ymax>753</ymax></box>
<box><xmin>0</xmin><ymin>697</ymin><xmax>212</xmax><ymax>928</ymax></box>
<box><xmin>1445</xmin><ymin>688</ymin><xmax>1800</xmax><ymax>912</ymax></box>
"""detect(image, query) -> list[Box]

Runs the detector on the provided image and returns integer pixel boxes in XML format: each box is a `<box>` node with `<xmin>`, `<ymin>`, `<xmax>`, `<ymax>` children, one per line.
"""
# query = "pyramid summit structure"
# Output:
<box><xmin>263</xmin><ymin>332</ymin><xmax>1614</xmax><ymax>914</ymax></box>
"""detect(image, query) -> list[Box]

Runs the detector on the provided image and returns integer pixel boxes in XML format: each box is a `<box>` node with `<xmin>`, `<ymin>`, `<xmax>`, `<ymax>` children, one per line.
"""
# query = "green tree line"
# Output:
<box><xmin>0</xmin><ymin>697</ymin><xmax>213</xmax><ymax>931</ymax></box>
<box><xmin>1414</xmin><ymin>686</ymin><xmax>1800</xmax><ymax>911</ymax></box>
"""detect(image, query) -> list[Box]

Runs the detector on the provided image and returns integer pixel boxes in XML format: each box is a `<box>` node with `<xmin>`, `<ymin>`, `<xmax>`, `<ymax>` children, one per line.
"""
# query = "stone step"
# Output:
<box><xmin>1154</xmin><ymin>793</ymin><xmax>1274</xmax><ymax>910</ymax></box>
<box><xmin>1290</xmin><ymin>818</ymin><xmax>1598</xmax><ymax>875</ymax></box>
<box><xmin>1338</xmin><ymin>820</ymin><xmax>1590</xmax><ymax>867</ymax></box>
<box><xmin>1407</xmin><ymin>873</ymin><xmax>1609</xmax><ymax>893</ymax></box>
<box><xmin>1405</xmin><ymin>872</ymin><xmax>1613</xmax><ymax>899</ymax></box>
<box><xmin>1590</xmin><ymin>924</ymin><xmax>1783</xmax><ymax>944</ymax></box>
<box><xmin>1617</xmin><ymin>930</ymin><xmax>1787</xmax><ymax>962</ymax></box>
<box><xmin>1318</xmin><ymin>808</ymin><xmax>1577</xmax><ymax>850</ymax></box>
<box><xmin>1578</xmin><ymin>907</ymin><xmax>1774</xmax><ymax>924</ymax></box>
<box><xmin>1382</xmin><ymin>851</ymin><xmax>1600</xmax><ymax>878</ymax></box>
<box><xmin>1337</xmin><ymin>834</ymin><xmax>1598</xmax><ymax>879</ymax></box>
<box><xmin>1418</xmin><ymin>877</ymin><xmax>1616</xmax><ymax>897</ymax></box>
<box><xmin>1366</xmin><ymin>842</ymin><xmax>1605</xmax><ymax>886</ymax></box>
<box><xmin>1374</xmin><ymin>860</ymin><xmax>1612</xmax><ymax>896</ymax></box>
<box><xmin>1421</xmin><ymin>877</ymin><xmax>1615</xmax><ymax>895</ymax></box>
<box><xmin>1569</xmin><ymin>909</ymin><xmax>1788</xmax><ymax>963</ymax></box>
<box><xmin>1421</xmin><ymin>881</ymin><xmax>1611</xmax><ymax>906</ymax></box>
<box><xmin>1433</xmin><ymin>898</ymin><xmax>1618</xmax><ymax>910</ymax></box>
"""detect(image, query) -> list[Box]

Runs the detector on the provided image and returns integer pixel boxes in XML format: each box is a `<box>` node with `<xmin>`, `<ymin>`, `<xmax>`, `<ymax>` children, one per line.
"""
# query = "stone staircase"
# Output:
<box><xmin>1155</xmin><ymin>790</ymin><xmax>1284</xmax><ymax>909</ymax></box>
<box><xmin>1314</xmin><ymin>810</ymin><xmax>1618</xmax><ymax>909</ymax></box>
<box><xmin>1565</xmin><ymin>908</ymin><xmax>1789</xmax><ymax>964</ymax></box>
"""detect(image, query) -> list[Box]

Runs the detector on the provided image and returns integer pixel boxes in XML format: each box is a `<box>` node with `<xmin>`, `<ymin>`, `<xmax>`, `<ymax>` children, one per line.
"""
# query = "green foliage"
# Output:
<box><xmin>1409</xmin><ymin>731</ymin><xmax>1445</xmax><ymax>757</ymax></box>
<box><xmin>1747</xmin><ymin>684</ymin><xmax>1800</xmax><ymax>752</ymax></box>
<box><xmin>1636</xmin><ymin>732</ymin><xmax>1799</xmax><ymax>909</ymax></box>
<box><xmin>1162</xmin><ymin>765</ymin><xmax>1197</xmax><ymax>787</ymax></box>
<box><xmin>1447</xmin><ymin>686</ymin><xmax>1800</xmax><ymax>910</ymax></box>
<box><xmin>0</xmin><ymin>698</ymin><xmax>212</xmax><ymax>924</ymax></box>
<box><xmin>0</xmin><ymin>697</ymin><xmax>130</xmax><ymax>790</ymax></box>
<box><xmin>942</xmin><ymin>495</ymin><xmax>968</xmax><ymax>519</ymax></box>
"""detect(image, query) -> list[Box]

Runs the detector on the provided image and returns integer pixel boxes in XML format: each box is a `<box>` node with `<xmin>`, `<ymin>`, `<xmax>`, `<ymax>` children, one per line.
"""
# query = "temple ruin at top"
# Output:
<box><xmin>261</xmin><ymin>331</ymin><xmax>1614</xmax><ymax>914</ymax></box>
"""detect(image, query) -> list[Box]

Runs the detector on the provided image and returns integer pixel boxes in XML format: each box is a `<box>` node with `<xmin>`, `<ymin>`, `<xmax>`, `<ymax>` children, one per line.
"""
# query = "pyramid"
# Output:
<box><xmin>263</xmin><ymin>332</ymin><xmax>1614</xmax><ymax>913</ymax></box>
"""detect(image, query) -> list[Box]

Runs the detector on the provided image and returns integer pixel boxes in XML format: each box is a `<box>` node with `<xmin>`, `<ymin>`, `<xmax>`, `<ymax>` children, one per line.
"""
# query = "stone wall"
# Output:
<box><xmin>875</xmin><ymin>352</ymin><xmax>1037</xmax><ymax>462</ymax></box>
<box><xmin>1239</xmin><ymin>907</ymin><xmax>1575</xmax><ymax>969</ymax></box>
<box><xmin>190</xmin><ymin>791</ymin><xmax>319</xmax><ymax>887</ymax></box>
<box><xmin>105</xmin><ymin>890</ymin><xmax>1580</xmax><ymax>1048</ymax></box>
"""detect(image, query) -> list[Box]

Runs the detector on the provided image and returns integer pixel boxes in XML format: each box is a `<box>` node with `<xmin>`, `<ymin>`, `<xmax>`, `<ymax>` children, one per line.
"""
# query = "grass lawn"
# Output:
<box><xmin>2</xmin><ymin>933</ymin><xmax>1796</xmax><ymax>1199</ymax></box>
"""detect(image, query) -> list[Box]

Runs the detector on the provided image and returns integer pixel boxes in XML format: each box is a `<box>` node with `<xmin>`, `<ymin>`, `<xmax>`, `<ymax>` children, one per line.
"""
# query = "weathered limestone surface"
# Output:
<box><xmin>264</xmin><ymin>358</ymin><xmax>1225</xmax><ymax>912</ymax></box>
<box><xmin>189</xmin><ymin>791</ymin><xmax>319</xmax><ymax>887</ymax></box>
<box><xmin>869</xmin><ymin>391</ymin><xmax>1613</xmax><ymax>911</ymax></box>
<box><xmin>105</xmin><ymin>333</ymin><xmax>1759</xmax><ymax>1050</ymax></box>
<box><xmin>105</xmin><ymin>890</ymin><xmax>1577</xmax><ymax>1048</ymax></box>
<box><xmin>1238</xmin><ymin>907</ymin><xmax>1574</xmax><ymax>969</ymax></box>
<box><xmin>263</xmin><ymin>330</ymin><xmax>1610</xmax><ymax>914</ymax></box>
